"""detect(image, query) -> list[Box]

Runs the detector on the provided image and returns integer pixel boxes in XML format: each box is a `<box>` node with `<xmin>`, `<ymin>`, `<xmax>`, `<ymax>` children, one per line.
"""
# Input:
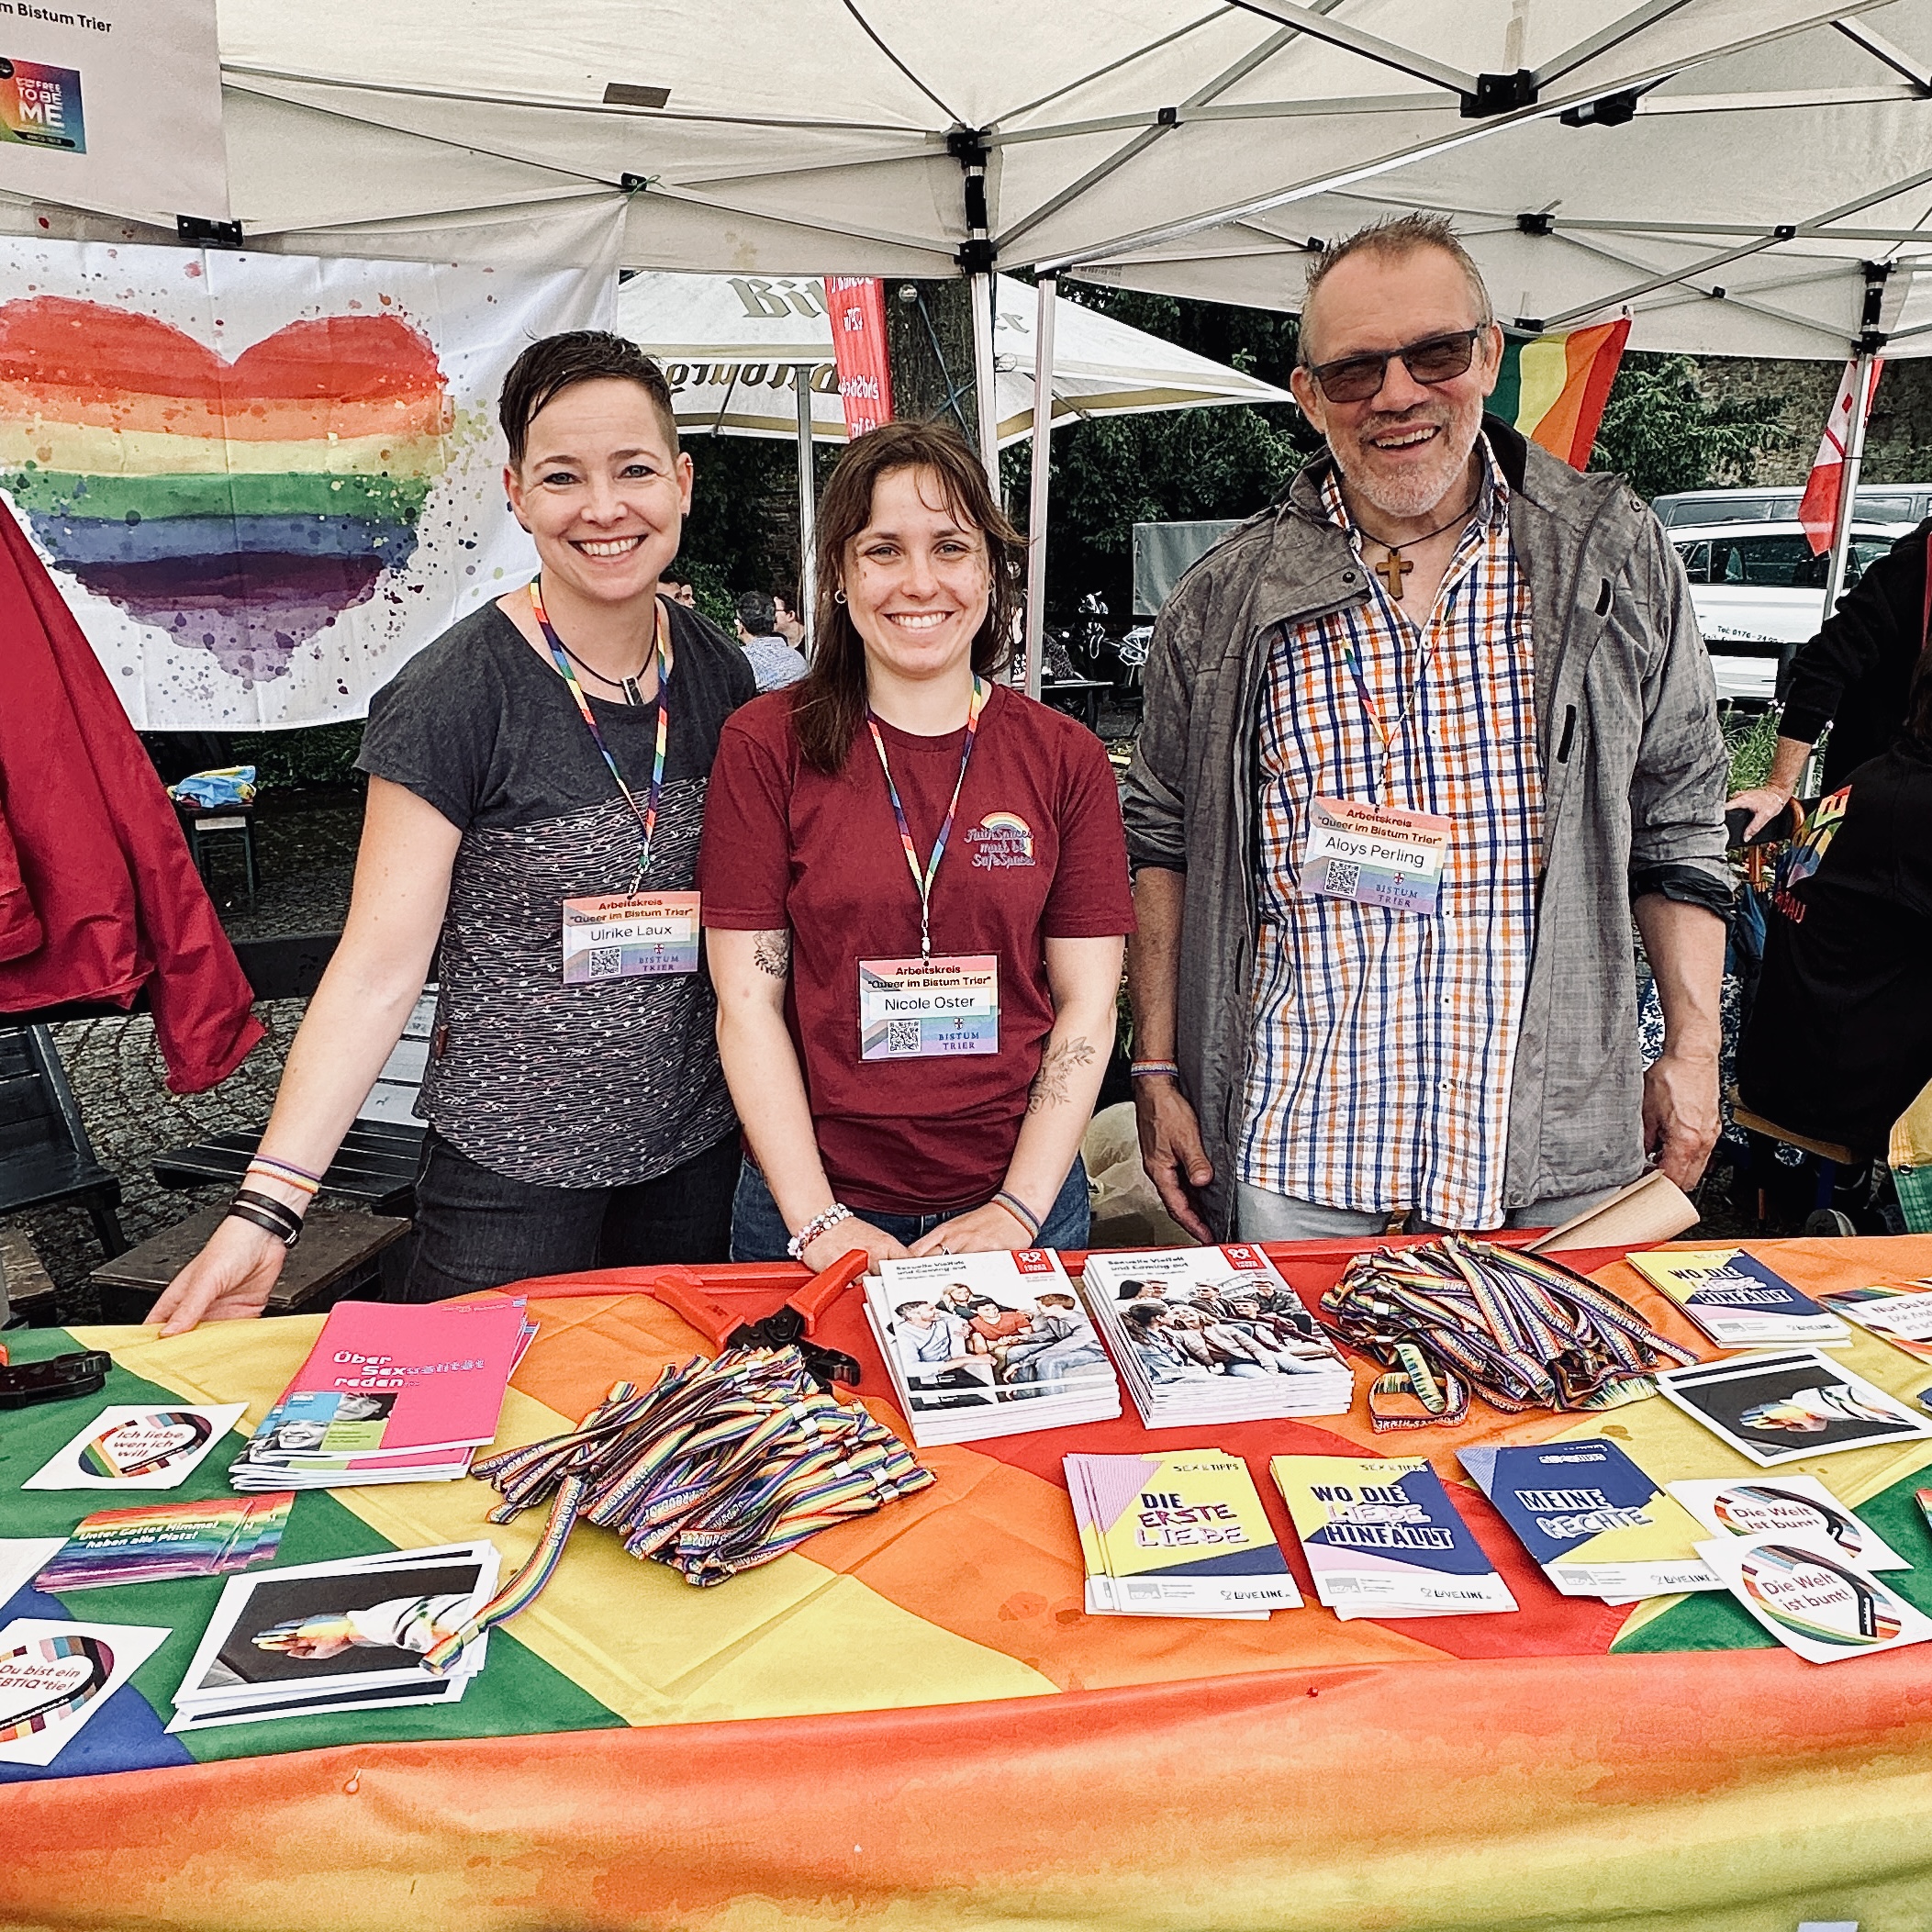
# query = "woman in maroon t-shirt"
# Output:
<box><xmin>699</xmin><ymin>421</ymin><xmax>1134</xmax><ymax>1270</ymax></box>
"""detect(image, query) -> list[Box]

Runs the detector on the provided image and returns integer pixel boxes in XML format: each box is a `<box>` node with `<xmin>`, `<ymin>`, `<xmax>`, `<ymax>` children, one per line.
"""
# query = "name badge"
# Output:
<box><xmin>1301</xmin><ymin>796</ymin><xmax>1451</xmax><ymax>916</ymax></box>
<box><xmin>562</xmin><ymin>891</ymin><xmax>701</xmax><ymax>982</ymax></box>
<box><xmin>859</xmin><ymin>953</ymin><xmax>999</xmax><ymax>1059</ymax></box>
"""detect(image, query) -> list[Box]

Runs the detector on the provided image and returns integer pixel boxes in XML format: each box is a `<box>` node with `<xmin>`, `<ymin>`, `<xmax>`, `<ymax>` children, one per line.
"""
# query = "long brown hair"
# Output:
<box><xmin>791</xmin><ymin>420</ymin><xmax>1023</xmax><ymax>773</ymax></box>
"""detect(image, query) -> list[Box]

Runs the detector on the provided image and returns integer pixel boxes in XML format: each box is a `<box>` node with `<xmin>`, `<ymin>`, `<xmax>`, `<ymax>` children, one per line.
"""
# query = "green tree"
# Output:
<box><xmin>1591</xmin><ymin>352</ymin><xmax>1788</xmax><ymax>499</ymax></box>
<box><xmin>1015</xmin><ymin>283</ymin><xmax>1318</xmax><ymax>621</ymax></box>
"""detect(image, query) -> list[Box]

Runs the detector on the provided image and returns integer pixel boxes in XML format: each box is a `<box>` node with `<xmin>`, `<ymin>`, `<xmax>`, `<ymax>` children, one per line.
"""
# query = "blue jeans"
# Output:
<box><xmin>730</xmin><ymin>1156</ymin><xmax>1091</xmax><ymax>1262</ymax></box>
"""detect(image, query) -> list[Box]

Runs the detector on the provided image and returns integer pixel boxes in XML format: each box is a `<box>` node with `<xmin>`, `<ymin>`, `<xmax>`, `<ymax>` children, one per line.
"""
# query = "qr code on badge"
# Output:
<box><xmin>586</xmin><ymin>944</ymin><xmax>624</xmax><ymax>978</ymax></box>
<box><xmin>1323</xmin><ymin>859</ymin><xmax>1361</xmax><ymax>896</ymax></box>
<box><xmin>886</xmin><ymin>1018</ymin><xmax>922</xmax><ymax>1054</ymax></box>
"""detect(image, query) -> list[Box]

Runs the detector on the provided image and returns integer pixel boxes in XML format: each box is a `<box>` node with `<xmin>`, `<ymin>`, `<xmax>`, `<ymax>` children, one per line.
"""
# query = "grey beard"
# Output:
<box><xmin>1335</xmin><ymin>421</ymin><xmax>1480</xmax><ymax>522</ymax></box>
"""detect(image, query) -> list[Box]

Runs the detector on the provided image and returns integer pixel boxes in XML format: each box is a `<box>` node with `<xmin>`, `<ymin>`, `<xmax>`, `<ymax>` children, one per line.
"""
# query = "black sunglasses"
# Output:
<box><xmin>1303</xmin><ymin>327</ymin><xmax>1486</xmax><ymax>404</ymax></box>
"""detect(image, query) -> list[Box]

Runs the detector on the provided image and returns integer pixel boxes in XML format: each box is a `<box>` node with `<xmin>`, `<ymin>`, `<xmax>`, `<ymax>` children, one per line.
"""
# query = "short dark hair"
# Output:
<box><xmin>498</xmin><ymin>330</ymin><xmax>679</xmax><ymax>466</ymax></box>
<box><xmin>791</xmin><ymin>419</ymin><xmax>1022</xmax><ymax>774</ymax></box>
<box><xmin>735</xmin><ymin>590</ymin><xmax>778</xmax><ymax>636</ymax></box>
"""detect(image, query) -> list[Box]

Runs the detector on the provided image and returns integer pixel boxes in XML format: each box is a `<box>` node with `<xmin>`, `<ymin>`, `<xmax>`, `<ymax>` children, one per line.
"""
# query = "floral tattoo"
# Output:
<box><xmin>1027</xmin><ymin>1037</ymin><xmax>1096</xmax><ymax>1114</ymax></box>
<box><xmin>754</xmin><ymin>930</ymin><xmax>791</xmax><ymax>978</ymax></box>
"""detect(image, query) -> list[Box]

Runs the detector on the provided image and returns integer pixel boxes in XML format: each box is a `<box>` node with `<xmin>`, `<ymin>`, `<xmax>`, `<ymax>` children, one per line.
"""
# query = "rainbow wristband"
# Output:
<box><xmin>1129</xmin><ymin>1059</ymin><xmax>1181</xmax><ymax>1081</ymax></box>
<box><xmin>248</xmin><ymin>1153</ymin><xmax>324</xmax><ymax>1189</ymax></box>
<box><xmin>991</xmin><ymin>1189</ymin><xmax>1040</xmax><ymax>1241</ymax></box>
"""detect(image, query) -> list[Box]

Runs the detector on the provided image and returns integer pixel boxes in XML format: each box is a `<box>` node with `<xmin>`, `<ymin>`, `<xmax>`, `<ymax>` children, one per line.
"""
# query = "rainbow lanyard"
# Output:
<box><xmin>865</xmin><ymin>676</ymin><xmax>986</xmax><ymax>960</ymax></box>
<box><xmin>1339</xmin><ymin>638</ymin><xmax>1436</xmax><ymax>805</ymax></box>
<box><xmin>530</xmin><ymin>578</ymin><xmax>672</xmax><ymax>891</ymax></box>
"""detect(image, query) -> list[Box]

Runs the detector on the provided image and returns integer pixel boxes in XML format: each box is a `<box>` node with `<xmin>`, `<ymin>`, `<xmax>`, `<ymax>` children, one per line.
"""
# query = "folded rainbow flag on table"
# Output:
<box><xmin>1493</xmin><ymin>318</ymin><xmax>1630</xmax><ymax>470</ymax></box>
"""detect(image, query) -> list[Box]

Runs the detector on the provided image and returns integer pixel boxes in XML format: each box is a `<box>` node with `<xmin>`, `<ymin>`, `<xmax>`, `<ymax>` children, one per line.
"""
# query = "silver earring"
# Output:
<box><xmin>833</xmin><ymin>588</ymin><xmax>847</xmax><ymax>605</ymax></box>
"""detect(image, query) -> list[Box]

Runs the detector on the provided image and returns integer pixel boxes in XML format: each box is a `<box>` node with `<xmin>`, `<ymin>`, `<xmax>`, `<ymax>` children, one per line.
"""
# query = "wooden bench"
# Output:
<box><xmin>0</xmin><ymin>1024</ymin><xmax>126</xmax><ymax>1260</ymax></box>
<box><xmin>90</xmin><ymin>1201</ymin><xmax>410</xmax><ymax>1323</ymax></box>
<box><xmin>152</xmin><ymin>987</ymin><xmax>434</xmax><ymax>1216</ymax></box>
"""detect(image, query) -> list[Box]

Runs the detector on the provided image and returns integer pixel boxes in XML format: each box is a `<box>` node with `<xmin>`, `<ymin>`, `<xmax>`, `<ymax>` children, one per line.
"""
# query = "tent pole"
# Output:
<box><xmin>1819</xmin><ymin>347</ymin><xmax>1877</xmax><ymax>633</ymax></box>
<box><xmin>1023</xmin><ymin>274</ymin><xmax>1057</xmax><ymax>702</ymax></box>
<box><xmin>793</xmin><ymin>363</ymin><xmax>818</xmax><ymax>655</ymax></box>
<box><xmin>969</xmin><ymin>271</ymin><xmax>1000</xmax><ymax>494</ymax></box>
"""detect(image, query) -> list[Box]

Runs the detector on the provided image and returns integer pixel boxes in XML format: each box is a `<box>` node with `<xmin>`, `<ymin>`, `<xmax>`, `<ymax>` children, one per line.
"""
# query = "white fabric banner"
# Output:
<box><xmin>0</xmin><ymin>0</ymin><xmax>227</xmax><ymax>225</ymax></box>
<box><xmin>0</xmin><ymin>237</ymin><xmax>615</xmax><ymax>729</ymax></box>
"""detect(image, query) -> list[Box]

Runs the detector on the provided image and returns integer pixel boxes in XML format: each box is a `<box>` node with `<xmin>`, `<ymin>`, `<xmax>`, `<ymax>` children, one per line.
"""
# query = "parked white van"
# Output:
<box><xmin>1667</xmin><ymin>521</ymin><xmax>1912</xmax><ymax>705</ymax></box>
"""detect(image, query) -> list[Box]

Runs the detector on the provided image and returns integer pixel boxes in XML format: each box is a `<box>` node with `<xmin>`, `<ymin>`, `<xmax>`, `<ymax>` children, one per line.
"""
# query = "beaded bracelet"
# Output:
<box><xmin>991</xmin><ymin>1189</ymin><xmax>1040</xmax><ymax>1241</ymax></box>
<box><xmin>1128</xmin><ymin>1059</ymin><xmax>1181</xmax><ymax>1081</ymax></box>
<box><xmin>787</xmin><ymin>1202</ymin><xmax>853</xmax><ymax>1262</ymax></box>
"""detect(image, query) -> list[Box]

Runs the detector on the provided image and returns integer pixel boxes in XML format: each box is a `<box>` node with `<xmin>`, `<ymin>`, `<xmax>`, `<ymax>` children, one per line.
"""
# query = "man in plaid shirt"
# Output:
<box><xmin>1122</xmin><ymin>215</ymin><xmax>1729</xmax><ymax>1242</ymax></box>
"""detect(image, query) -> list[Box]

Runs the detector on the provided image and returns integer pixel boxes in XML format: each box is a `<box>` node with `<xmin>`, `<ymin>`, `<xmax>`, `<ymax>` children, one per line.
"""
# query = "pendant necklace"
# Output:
<box><xmin>1361</xmin><ymin>488</ymin><xmax>1480</xmax><ymax>601</ymax></box>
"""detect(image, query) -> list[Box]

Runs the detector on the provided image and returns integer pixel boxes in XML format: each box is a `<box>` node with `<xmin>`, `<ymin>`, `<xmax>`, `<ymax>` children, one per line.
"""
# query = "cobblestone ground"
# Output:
<box><xmin>5</xmin><ymin>789</ymin><xmax>363</xmax><ymax>1323</ymax></box>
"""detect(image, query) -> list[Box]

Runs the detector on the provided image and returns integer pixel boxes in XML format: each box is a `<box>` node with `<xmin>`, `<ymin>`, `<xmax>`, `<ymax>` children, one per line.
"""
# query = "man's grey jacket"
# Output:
<box><xmin>1120</xmin><ymin>418</ymin><xmax>1731</xmax><ymax>1237</ymax></box>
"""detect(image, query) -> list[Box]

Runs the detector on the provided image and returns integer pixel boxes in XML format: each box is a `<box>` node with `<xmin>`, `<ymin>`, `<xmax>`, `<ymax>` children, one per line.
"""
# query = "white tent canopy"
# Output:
<box><xmin>617</xmin><ymin>271</ymin><xmax>1289</xmax><ymax>444</ymax></box>
<box><xmin>1069</xmin><ymin>8</ymin><xmax>1932</xmax><ymax>361</ymax></box>
<box><xmin>3</xmin><ymin>0</ymin><xmax>1877</xmax><ymax>308</ymax></box>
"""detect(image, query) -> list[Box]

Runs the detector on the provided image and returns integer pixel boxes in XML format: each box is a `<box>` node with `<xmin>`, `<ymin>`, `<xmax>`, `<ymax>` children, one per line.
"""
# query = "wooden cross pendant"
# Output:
<box><xmin>1372</xmin><ymin>547</ymin><xmax>1411</xmax><ymax>600</ymax></box>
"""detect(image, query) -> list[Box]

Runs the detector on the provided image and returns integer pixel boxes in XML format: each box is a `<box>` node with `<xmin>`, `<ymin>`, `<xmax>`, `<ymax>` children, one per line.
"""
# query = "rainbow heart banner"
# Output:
<box><xmin>1493</xmin><ymin>318</ymin><xmax>1630</xmax><ymax>471</ymax></box>
<box><xmin>0</xmin><ymin>238</ymin><xmax>612</xmax><ymax>729</ymax></box>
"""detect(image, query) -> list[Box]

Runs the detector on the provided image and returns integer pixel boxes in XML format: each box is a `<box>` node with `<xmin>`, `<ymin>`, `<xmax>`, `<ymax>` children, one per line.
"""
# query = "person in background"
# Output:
<box><xmin>1124</xmin><ymin>212</ymin><xmax>1729</xmax><ymax>1245</ymax></box>
<box><xmin>701</xmin><ymin>419</ymin><xmax>1134</xmax><ymax>1272</ymax></box>
<box><xmin>734</xmin><ymin>589</ymin><xmax>810</xmax><ymax>692</ymax></box>
<box><xmin>661</xmin><ymin>575</ymin><xmax>698</xmax><ymax>609</ymax></box>
<box><xmin>150</xmin><ymin>332</ymin><xmax>754</xmax><ymax>1331</ymax></box>
<box><xmin>774</xmin><ymin>587</ymin><xmax>809</xmax><ymax>652</ymax></box>
<box><xmin>1728</xmin><ymin>519</ymin><xmax>1932</xmax><ymax>835</ymax></box>
<box><xmin>1735</xmin><ymin>653</ymin><xmax>1932</xmax><ymax>1156</ymax></box>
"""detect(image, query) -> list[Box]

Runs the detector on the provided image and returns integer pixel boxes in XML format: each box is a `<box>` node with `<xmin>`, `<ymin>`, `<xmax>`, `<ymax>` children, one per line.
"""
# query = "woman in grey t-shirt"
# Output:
<box><xmin>153</xmin><ymin>332</ymin><xmax>754</xmax><ymax>1328</ymax></box>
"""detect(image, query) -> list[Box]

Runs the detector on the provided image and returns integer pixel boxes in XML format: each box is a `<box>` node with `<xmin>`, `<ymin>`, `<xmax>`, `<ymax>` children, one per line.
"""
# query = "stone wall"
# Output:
<box><xmin>1697</xmin><ymin>354</ymin><xmax>1932</xmax><ymax>487</ymax></box>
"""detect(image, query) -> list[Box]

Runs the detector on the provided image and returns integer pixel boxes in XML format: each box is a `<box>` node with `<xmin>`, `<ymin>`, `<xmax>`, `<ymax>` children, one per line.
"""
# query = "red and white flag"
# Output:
<box><xmin>823</xmin><ymin>277</ymin><xmax>893</xmax><ymax>438</ymax></box>
<box><xmin>1798</xmin><ymin>354</ymin><xmax>1882</xmax><ymax>556</ymax></box>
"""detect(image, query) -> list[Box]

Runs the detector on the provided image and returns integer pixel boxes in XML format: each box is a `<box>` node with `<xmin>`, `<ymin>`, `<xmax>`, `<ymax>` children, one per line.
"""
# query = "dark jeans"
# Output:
<box><xmin>729</xmin><ymin>1156</ymin><xmax>1091</xmax><ymax>1263</ymax></box>
<box><xmin>399</xmin><ymin>1127</ymin><xmax>740</xmax><ymax>1302</ymax></box>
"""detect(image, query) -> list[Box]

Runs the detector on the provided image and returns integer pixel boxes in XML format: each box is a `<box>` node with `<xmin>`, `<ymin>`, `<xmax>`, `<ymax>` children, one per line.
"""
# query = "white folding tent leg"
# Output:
<box><xmin>1023</xmin><ymin>274</ymin><xmax>1058</xmax><ymax>701</ymax></box>
<box><xmin>793</xmin><ymin>363</ymin><xmax>818</xmax><ymax>654</ymax></box>
<box><xmin>1820</xmin><ymin>347</ymin><xmax>1878</xmax><ymax>629</ymax></box>
<box><xmin>969</xmin><ymin>271</ymin><xmax>1001</xmax><ymax>494</ymax></box>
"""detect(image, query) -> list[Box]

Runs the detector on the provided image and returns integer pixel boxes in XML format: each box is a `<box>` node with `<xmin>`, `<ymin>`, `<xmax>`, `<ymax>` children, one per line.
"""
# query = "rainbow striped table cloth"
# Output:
<box><xmin>5</xmin><ymin>1234</ymin><xmax>1932</xmax><ymax>1932</ymax></box>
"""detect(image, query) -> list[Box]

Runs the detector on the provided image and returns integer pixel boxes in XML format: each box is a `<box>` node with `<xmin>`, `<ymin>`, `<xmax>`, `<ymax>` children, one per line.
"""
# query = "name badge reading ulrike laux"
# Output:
<box><xmin>562</xmin><ymin>891</ymin><xmax>701</xmax><ymax>982</ymax></box>
<box><xmin>1301</xmin><ymin>796</ymin><xmax>1451</xmax><ymax>916</ymax></box>
<box><xmin>859</xmin><ymin>954</ymin><xmax>999</xmax><ymax>1060</ymax></box>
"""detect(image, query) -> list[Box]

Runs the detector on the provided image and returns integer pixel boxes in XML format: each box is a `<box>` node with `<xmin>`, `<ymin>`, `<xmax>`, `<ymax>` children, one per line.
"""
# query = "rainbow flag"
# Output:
<box><xmin>0</xmin><ymin>296</ymin><xmax>452</xmax><ymax>684</ymax></box>
<box><xmin>1491</xmin><ymin>318</ymin><xmax>1629</xmax><ymax>470</ymax></box>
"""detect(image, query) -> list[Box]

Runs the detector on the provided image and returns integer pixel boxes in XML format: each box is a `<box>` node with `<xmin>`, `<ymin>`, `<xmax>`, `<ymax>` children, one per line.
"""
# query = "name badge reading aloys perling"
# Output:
<box><xmin>562</xmin><ymin>891</ymin><xmax>701</xmax><ymax>982</ymax></box>
<box><xmin>859</xmin><ymin>954</ymin><xmax>1000</xmax><ymax>1059</ymax></box>
<box><xmin>1301</xmin><ymin>796</ymin><xmax>1451</xmax><ymax>916</ymax></box>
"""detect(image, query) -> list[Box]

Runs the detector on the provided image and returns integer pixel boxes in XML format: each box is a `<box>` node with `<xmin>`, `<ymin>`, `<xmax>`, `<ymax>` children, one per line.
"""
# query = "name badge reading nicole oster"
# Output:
<box><xmin>1301</xmin><ymin>797</ymin><xmax>1450</xmax><ymax>916</ymax></box>
<box><xmin>562</xmin><ymin>891</ymin><xmax>700</xmax><ymax>982</ymax></box>
<box><xmin>859</xmin><ymin>954</ymin><xmax>999</xmax><ymax>1060</ymax></box>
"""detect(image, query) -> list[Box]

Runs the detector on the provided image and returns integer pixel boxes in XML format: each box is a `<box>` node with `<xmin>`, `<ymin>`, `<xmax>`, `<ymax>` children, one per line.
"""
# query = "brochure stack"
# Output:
<box><xmin>1271</xmin><ymin>1456</ymin><xmax>1516</xmax><ymax>1619</ymax></box>
<box><xmin>167</xmin><ymin>1542</ymin><xmax>500</xmax><ymax>1731</ymax></box>
<box><xmin>1079</xmin><ymin>1245</ymin><xmax>1353</xmax><ymax>1427</ymax></box>
<box><xmin>229</xmin><ymin>1299</ymin><xmax>535</xmax><ymax>1490</ymax></box>
<box><xmin>1459</xmin><ymin>1439</ymin><xmax>1722</xmax><ymax>1602</ymax></box>
<box><xmin>866</xmin><ymin>1251</ymin><xmax>1120</xmax><ymax>1446</ymax></box>
<box><xmin>1066</xmin><ymin>1449</ymin><xmax>1301</xmax><ymax>1618</ymax></box>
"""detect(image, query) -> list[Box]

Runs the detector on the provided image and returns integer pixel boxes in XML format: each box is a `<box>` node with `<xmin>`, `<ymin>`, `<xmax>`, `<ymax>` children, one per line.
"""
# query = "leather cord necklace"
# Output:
<box><xmin>545</xmin><ymin>623</ymin><xmax>654</xmax><ymax>707</ymax></box>
<box><xmin>1357</xmin><ymin>487</ymin><xmax>1480</xmax><ymax>601</ymax></box>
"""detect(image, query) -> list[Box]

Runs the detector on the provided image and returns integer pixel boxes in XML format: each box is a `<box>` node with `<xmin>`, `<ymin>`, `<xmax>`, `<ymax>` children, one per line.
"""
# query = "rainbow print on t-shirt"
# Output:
<box><xmin>0</xmin><ymin>296</ymin><xmax>453</xmax><ymax>685</ymax></box>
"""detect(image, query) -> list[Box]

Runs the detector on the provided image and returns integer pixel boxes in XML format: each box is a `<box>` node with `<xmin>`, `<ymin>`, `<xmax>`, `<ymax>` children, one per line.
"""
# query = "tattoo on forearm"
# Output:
<box><xmin>753</xmin><ymin>930</ymin><xmax>791</xmax><ymax>979</ymax></box>
<box><xmin>1027</xmin><ymin>1037</ymin><xmax>1096</xmax><ymax>1114</ymax></box>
